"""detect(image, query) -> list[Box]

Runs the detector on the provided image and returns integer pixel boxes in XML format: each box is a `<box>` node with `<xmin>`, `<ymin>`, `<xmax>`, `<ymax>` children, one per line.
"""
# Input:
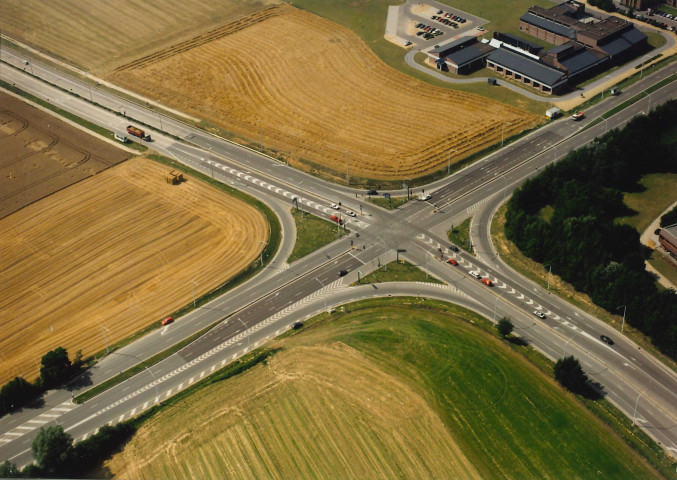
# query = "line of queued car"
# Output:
<box><xmin>415</xmin><ymin>23</ymin><xmax>444</xmax><ymax>40</ymax></box>
<box><xmin>434</xmin><ymin>9</ymin><xmax>466</xmax><ymax>27</ymax></box>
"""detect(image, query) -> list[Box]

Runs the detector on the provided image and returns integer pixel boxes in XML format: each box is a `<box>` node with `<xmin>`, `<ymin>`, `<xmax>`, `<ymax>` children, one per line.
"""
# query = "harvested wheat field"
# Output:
<box><xmin>0</xmin><ymin>0</ymin><xmax>281</xmax><ymax>73</ymax></box>
<box><xmin>110</xmin><ymin>4</ymin><xmax>542</xmax><ymax>181</ymax></box>
<box><xmin>105</xmin><ymin>344</ymin><xmax>480</xmax><ymax>480</ymax></box>
<box><xmin>0</xmin><ymin>157</ymin><xmax>268</xmax><ymax>385</ymax></box>
<box><xmin>0</xmin><ymin>91</ymin><xmax>130</xmax><ymax>219</ymax></box>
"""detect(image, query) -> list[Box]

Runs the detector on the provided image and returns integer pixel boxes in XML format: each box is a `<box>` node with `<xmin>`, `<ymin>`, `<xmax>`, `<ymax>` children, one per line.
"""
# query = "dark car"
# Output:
<box><xmin>292</xmin><ymin>321</ymin><xmax>304</xmax><ymax>330</ymax></box>
<box><xmin>367</xmin><ymin>189</ymin><xmax>378</xmax><ymax>195</ymax></box>
<box><xmin>338</xmin><ymin>269</ymin><xmax>348</xmax><ymax>277</ymax></box>
<box><xmin>450</xmin><ymin>245</ymin><xmax>460</xmax><ymax>252</ymax></box>
<box><xmin>599</xmin><ymin>335</ymin><xmax>614</xmax><ymax>345</ymax></box>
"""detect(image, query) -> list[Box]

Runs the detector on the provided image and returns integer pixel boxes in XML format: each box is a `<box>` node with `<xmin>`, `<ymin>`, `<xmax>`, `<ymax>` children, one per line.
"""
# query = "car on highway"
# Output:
<box><xmin>331</xmin><ymin>203</ymin><xmax>340</xmax><ymax>209</ymax></box>
<box><xmin>481</xmin><ymin>277</ymin><xmax>493</xmax><ymax>286</ymax></box>
<box><xmin>469</xmin><ymin>271</ymin><xmax>482</xmax><ymax>279</ymax></box>
<box><xmin>571</xmin><ymin>111</ymin><xmax>585</xmax><ymax>121</ymax></box>
<box><xmin>367</xmin><ymin>190</ymin><xmax>378</xmax><ymax>195</ymax></box>
<box><xmin>162</xmin><ymin>316</ymin><xmax>174</xmax><ymax>326</ymax></box>
<box><xmin>338</xmin><ymin>269</ymin><xmax>348</xmax><ymax>277</ymax></box>
<box><xmin>533</xmin><ymin>310</ymin><xmax>546</xmax><ymax>319</ymax></box>
<box><xmin>449</xmin><ymin>245</ymin><xmax>460</xmax><ymax>252</ymax></box>
<box><xmin>447</xmin><ymin>258</ymin><xmax>458</xmax><ymax>265</ymax></box>
<box><xmin>346</xmin><ymin>210</ymin><xmax>356</xmax><ymax>217</ymax></box>
<box><xmin>599</xmin><ymin>335</ymin><xmax>614</xmax><ymax>345</ymax></box>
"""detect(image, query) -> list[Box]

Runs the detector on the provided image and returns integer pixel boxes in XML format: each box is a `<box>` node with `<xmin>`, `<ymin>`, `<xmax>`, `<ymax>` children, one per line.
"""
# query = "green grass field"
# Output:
<box><xmin>367</xmin><ymin>195</ymin><xmax>410</xmax><ymax>210</ymax></box>
<box><xmin>448</xmin><ymin>216</ymin><xmax>472</xmax><ymax>253</ymax></box>
<box><xmin>287</xmin><ymin>209</ymin><xmax>346</xmax><ymax>263</ymax></box>
<box><xmin>103</xmin><ymin>299</ymin><xmax>660</xmax><ymax>479</ymax></box>
<box><xmin>618</xmin><ymin>173</ymin><xmax>677</xmax><ymax>233</ymax></box>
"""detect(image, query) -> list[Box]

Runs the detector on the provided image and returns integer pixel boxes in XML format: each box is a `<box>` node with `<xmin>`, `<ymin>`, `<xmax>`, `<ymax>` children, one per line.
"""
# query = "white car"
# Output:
<box><xmin>533</xmin><ymin>310</ymin><xmax>546</xmax><ymax>319</ymax></box>
<box><xmin>330</xmin><ymin>203</ymin><xmax>340</xmax><ymax>210</ymax></box>
<box><xmin>346</xmin><ymin>210</ymin><xmax>356</xmax><ymax>217</ymax></box>
<box><xmin>469</xmin><ymin>271</ymin><xmax>482</xmax><ymax>279</ymax></box>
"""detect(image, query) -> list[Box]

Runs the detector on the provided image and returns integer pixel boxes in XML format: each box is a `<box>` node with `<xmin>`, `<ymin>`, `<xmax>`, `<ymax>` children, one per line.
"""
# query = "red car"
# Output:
<box><xmin>162</xmin><ymin>316</ymin><xmax>174</xmax><ymax>326</ymax></box>
<box><xmin>481</xmin><ymin>278</ymin><xmax>493</xmax><ymax>286</ymax></box>
<box><xmin>447</xmin><ymin>258</ymin><xmax>458</xmax><ymax>266</ymax></box>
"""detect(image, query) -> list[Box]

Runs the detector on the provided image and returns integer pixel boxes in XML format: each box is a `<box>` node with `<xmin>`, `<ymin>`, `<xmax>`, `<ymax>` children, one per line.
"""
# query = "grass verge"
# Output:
<box><xmin>448</xmin><ymin>216</ymin><xmax>472</xmax><ymax>253</ymax></box>
<box><xmin>288</xmin><ymin>208</ymin><xmax>346</xmax><ymax>263</ymax></box>
<box><xmin>356</xmin><ymin>260</ymin><xmax>444</xmax><ymax>285</ymax></box>
<box><xmin>367</xmin><ymin>195</ymin><xmax>410</xmax><ymax>209</ymax></box>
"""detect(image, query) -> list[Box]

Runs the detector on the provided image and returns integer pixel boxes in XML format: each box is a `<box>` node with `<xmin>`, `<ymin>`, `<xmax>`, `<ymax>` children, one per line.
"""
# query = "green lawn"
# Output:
<box><xmin>448</xmin><ymin>216</ymin><xmax>472</xmax><ymax>253</ymax></box>
<box><xmin>292</xmin><ymin>299</ymin><xmax>662</xmax><ymax>479</ymax></box>
<box><xmin>287</xmin><ymin>209</ymin><xmax>346</xmax><ymax>263</ymax></box>
<box><xmin>648</xmin><ymin>250</ymin><xmax>677</xmax><ymax>287</ymax></box>
<box><xmin>617</xmin><ymin>173</ymin><xmax>677</xmax><ymax>233</ymax></box>
<box><xmin>356</xmin><ymin>260</ymin><xmax>443</xmax><ymax>285</ymax></box>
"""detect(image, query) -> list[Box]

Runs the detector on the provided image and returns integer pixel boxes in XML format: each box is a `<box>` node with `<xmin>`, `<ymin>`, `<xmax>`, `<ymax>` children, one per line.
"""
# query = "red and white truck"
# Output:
<box><xmin>126</xmin><ymin>125</ymin><xmax>151</xmax><ymax>141</ymax></box>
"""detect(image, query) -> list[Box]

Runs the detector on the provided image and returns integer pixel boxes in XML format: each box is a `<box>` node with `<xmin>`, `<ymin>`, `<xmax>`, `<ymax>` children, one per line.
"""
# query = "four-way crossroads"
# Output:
<box><xmin>1</xmin><ymin>45</ymin><xmax>677</xmax><ymax>466</ymax></box>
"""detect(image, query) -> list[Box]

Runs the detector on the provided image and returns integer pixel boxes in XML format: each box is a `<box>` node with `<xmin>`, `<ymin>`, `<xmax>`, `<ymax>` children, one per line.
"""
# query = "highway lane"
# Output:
<box><xmin>2</xmin><ymin>44</ymin><xmax>677</xmax><ymax>461</ymax></box>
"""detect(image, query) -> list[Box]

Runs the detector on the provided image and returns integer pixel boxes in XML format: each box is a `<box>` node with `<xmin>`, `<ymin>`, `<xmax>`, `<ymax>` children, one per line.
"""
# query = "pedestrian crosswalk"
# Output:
<box><xmin>0</xmin><ymin>401</ymin><xmax>77</xmax><ymax>444</ymax></box>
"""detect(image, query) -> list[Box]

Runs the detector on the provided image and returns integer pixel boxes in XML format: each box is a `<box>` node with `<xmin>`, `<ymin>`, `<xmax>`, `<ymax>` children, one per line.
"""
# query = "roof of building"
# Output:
<box><xmin>622</xmin><ymin>27</ymin><xmax>648</xmax><ymax>45</ymax></box>
<box><xmin>429</xmin><ymin>36</ymin><xmax>477</xmax><ymax>56</ymax></box>
<box><xmin>446</xmin><ymin>43</ymin><xmax>495</xmax><ymax>67</ymax></box>
<box><xmin>549</xmin><ymin>43</ymin><xmax>576</xmax><ymax>55</ymax></box>
<box><xmin>520</xmin><ymin>12</ymin><xmax>577</xmax><ymax>39</ymax></box>
<box><xmin>659</xmin><ymin>225</ymin><xmax>677</xmax><ymax>255</ymax></box>
<box><xmin>487</xmin><ymin>47</ymin><xmax>567</xmax><ymax>86</ymax></box>
<box><xmin>598</xmin><ymin>36</ymin><xmax>632</xmax><ymax>57</ymax></box>
<box><xmin>558</xmin><ymin>47</ymin><xmax>607</xmax><ymax>74</ymax></box>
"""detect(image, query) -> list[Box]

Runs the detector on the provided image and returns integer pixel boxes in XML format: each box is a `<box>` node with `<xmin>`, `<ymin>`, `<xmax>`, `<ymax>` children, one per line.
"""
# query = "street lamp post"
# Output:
<box><xmin>376</xmin><ymin>235</ymin><xmax>388</xmax><ymax>271</ymax></box>
<box><xmin>633</xmin><ymin>388</ymin><xmax>649</xmax><ymax>426</ymax></box>
<box><xmin>345</xmin><ymin>150</ymin><xmax>350</xmax><ymax>185</ymax></box>
<box><xmin>101</xmin><ymin>326</ymin><xmax>110</xmax><ymax>354</ymax></box>
<box><xmin>315</xmin><ymin>277</ymin><xmax>327</xmax><ymax>312</ymax></box>
<box><xmin>563</xmin><ymin>334</ymin><xmax>576</xmax><ymax>357</ymax></box>
<box><xmin>617</xmin><ymin>305</ymin><xmax>627</xmax><ymax>333</ymax></box>
<box><xmin>191</xmin><ymin>280</ymin><xmax>198</xmax><ymax>307</ymax></box>
<box><xmin>545</xmin><ymin>264</ymin><xmax>552</xmax><ymax>292</ymax></box>
<box><xmin>501</xmin><ymin>123</ymin><xmax>506</xmax><ymax>147</ymax></box>
<box><xmin>493</xmin><ymin>291</ymin><xmax>507</xmax><ymax>322</ymax></box>
<box><xmin>259</xmin><ymin>241</ymin><xmax>266</xmax><ymax>266</ymax></box>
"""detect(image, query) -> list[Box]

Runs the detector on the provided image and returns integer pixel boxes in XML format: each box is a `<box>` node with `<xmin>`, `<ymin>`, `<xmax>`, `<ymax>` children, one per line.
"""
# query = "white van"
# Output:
<box><xmin>114</xmin><ymin>132</ymin><xmax>128</xmax><ymax>143</ymax></box>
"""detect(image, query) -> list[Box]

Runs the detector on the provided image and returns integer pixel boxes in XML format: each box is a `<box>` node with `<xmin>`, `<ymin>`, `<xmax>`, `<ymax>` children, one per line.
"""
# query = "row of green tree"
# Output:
<box><xmin>505</xmin><ymin>100</ymin><xmax>677</xmax><ymax>359</ymax></box>
<box><xmin>0</xmin><ymin>422</ymin><xmax>135</xmax><ymax>478</ymax></box>
<box><xmin>0</xmin><ymin>347</ymin><xmax>85</xmax><ymax>418</ymax></box>
<box><xmin>588</xmin><ymin>0</ymin><xmax>616</xmax><ymax>12</ymax></box>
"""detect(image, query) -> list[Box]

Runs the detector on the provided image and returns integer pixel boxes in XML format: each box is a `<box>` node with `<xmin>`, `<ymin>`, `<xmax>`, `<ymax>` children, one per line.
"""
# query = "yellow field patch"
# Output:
<box><xmin>110</xmin><ymin>5</ymin><xmax>542</xmax><ymax>181</ymax></box>
<box><xmin>104</xmin><ymin>343</ymin><xmax>479</xmax><ymax>479</ymax></box>
<box><xmin>0</xmin><ymin>157</ymin><xmax>268</xmax><ymax>384</ymax></box>
<box><xmin>0</xmin><ymin>0</ymin><xmax>281</xmax><ymax>72</ymax></box>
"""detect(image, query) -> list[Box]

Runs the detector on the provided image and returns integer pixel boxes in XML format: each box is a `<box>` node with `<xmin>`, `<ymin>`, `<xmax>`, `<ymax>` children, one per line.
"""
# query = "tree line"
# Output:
<box><xmin>1</xmin><ymin>347</ymin><xmax>86</xmax><ymax>419</ymax></box>
<box><xmin>505</xmin><ymin>100</ymin><xmax>677</xmax><ymax>360</ymax></box>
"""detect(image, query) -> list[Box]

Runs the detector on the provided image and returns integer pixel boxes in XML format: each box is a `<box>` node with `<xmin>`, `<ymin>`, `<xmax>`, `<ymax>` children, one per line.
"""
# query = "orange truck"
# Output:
<box><xmin>126</xmin><ymin>125</ymin><xmax>151</xmax><ymax>141</ymax></box>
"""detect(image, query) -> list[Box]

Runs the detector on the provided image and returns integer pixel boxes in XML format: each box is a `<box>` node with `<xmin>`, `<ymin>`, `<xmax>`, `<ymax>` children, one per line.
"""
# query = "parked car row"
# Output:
<box><xmin>436</xmin><ymin>9</ymin><xmax>467</xmax><ymax>23</ymax></box>
<box><xmin>416</xmin><ymin>23</ymin><xmax>444</xmax><ymax>39</ymax></box>
<box><xmin>431</xmin><ymin>15</ymin><xmax>459</xmax><ymax>28</ymax></box>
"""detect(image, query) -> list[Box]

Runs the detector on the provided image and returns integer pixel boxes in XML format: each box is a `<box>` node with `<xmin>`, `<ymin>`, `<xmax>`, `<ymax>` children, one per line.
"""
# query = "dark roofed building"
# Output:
<box><xmin>427</xmin><ymin>37</ymin><xmax>495</xmax><ymax>74</ymax></box>
<box><xmin>541</xmin><ymin>42</ymin><xmax>609</xmax><ymax>81</ymax></box>
<box><xmin>486</xmin><ymin>46</ymin><xmax>568</xmax><ymax>94</ymax></box>
<box><xmin>493</xmin><ymin>32</ymin><xmax>544</xmax><ymax>56</ymax></box>
<box><xmin>520</xmin><ymin>0</ymin><xmax>647</xmax><ymax>60</ymax></box>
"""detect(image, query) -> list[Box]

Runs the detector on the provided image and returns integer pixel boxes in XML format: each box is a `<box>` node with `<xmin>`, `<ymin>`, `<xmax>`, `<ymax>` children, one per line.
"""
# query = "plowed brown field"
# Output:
<box><xmin>0</xmin><ymin>0</ymin><xmax>281</xmax><ymax>72</ymax></box>
<box><xmin>0</xmin><ymin>158</ymin><xmax>268</xmax><ymax>385</ymax></box>
<box><xmin>0</xmin><ymin>91</ymin><xmax>130</xmax><ymax>219</ymax></box>
<box><xmin>111</xmin><ymin>5</ymin><xmax>541</xmax><ymax>181</ymax></box>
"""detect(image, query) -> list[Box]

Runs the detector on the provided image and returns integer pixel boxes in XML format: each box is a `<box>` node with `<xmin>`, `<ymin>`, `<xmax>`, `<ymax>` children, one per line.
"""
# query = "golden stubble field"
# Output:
<box><xmin>0</xmin><ymin>157</ymin><xmax>268</xmax><ymax>385</ymax></box>
<box><xmin>0</xmin><ymin>0</ymin><xmax>281</xmax><ymax>72</ymax></box>
<box><xmin>110</xmin><ymin>5</ymin><xmax>542</xmax><ymax>181</ymax></box>
<box><xmin>104</xmin><ymin>343</ymin><xmax>480</xmax><ymax>479</ymax></box>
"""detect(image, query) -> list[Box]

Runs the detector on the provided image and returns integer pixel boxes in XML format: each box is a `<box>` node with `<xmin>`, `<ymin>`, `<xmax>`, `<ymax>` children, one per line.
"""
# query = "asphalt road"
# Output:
<box><xmin>1</xmin><ymin>43</ymin><xmax>677</xmax><ymax>466</ymax></box>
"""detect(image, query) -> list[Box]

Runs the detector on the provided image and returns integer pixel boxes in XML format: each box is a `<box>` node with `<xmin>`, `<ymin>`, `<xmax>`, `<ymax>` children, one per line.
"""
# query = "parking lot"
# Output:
<box><xmin>393</xmin><ymin>0</ymin><xmax>488</xmax><ymax>50</ymax></box>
